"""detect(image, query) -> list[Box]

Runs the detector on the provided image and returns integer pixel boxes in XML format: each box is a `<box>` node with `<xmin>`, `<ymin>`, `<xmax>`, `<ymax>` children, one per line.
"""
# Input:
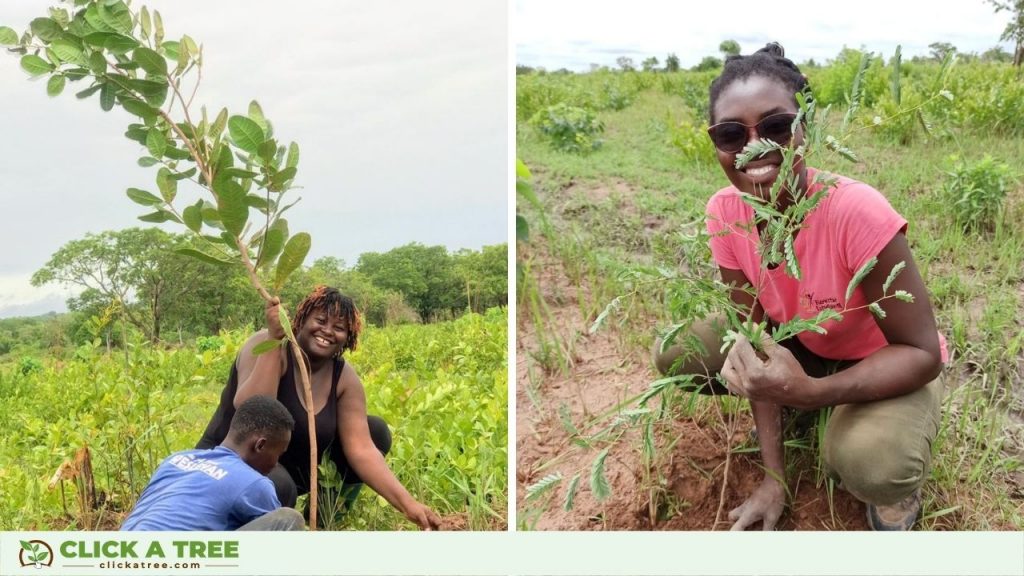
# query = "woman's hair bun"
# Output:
<box><xmin>758</xmin><ymin>42</ymin><xmax>785</xmax><ymax>58</ymax></box>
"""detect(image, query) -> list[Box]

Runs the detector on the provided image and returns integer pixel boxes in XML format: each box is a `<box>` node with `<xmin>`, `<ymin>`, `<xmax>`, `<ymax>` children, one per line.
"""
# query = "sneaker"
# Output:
<box><xmin>866</xmin><ymin>489</ymin><xmax>922</xmax><ymax>531</ymax></box>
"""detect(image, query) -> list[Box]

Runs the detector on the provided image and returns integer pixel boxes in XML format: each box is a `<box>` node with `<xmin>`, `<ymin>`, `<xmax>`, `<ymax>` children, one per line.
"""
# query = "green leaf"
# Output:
<box><xmin>76</xmin><ymin>83</ymin><xmax>103</xmax><ymax>100</ymax></box>
<box><xmin>278</xmin><ymin>306</ymin><xmax>295</xmax><ymax>342</ymax></box>
<box><xmin>161</xmin><ymin>40</ymin><xmax>180</xmax><ymax>61</ymax></box>
<box><xmin>215</xmin><ymin>177</ymin><xmax>248</xmax><ymax>236</ymax></box>
<box><xmin>20</xmin><ymin>55</ymin><xmax>53</xmax><ymax>77</ymax></box>
<box><xmin>51</xmin><ymin>39</ymin><xmax>83</xmax><ymax>64</ymax></box>
<box><xmin>563</xmin><ymin>473</ymin><xmax>581</xmax><ymax>511</ymax></box>
<box><xmin>516</xmin><ymin>157</ymin><xmax>532</xmax><ymax>180</ymax></box>
<box><xmin>29</xmin><ymin>18</ymin><xmax>62</xmax><ymax>41</ymax></box>
<box><xmin>138</xmin><ymin>210</ymin><xmax>177</xmax><ymax>223</ymax></box>
<box><xmin>286</xmin><ymin>142</ymin><xmax>300</xmax><ymax>169</ymax></box>
<box><xmin>133</xmin><ymin>46</ymin><xmax>167</xmax><ymax>76</ymax></box>
<box><xmin>845</xmin><ymin>257</ymin><xmax>877</xmax><ymax>302</ymax></box>
<box><xmin>182</xmin><ymin>203</ymin><xmax>203</xmax><ymax>232</ymax></box>
<box><xmin>274</xmin><ymin>232</ymin><xmax>311</xmax><ymax>290</ymax></box>
<box><xmin>516</xmin><ymin>214</ymin><xmax>529</xmax><ymax>242</ymax></box>
<box><xmin>99</xmin><ymin>82</ymin><xmax>116</xmax><ymax>111</ymax></box>
<box><xmin>882</xmin><ymin>261</ymin><xmax>906</xmax><ymax>294</ymax></box>
<box><xmin>783</xmin><ymin>234</ymin><xmax>800</xmax><ymax>280</ymax></box>
<box><xmin>156</xmin><ymin>168</ymin><xmax>177</xmax><ymax>202</ymax></box>
<box><xmin>46</xmin><ymin>75</ymin><xmax>66</xmax><ymax>97</ymax></box>
<box><xmin>890</xmin><ymin>45</ymin><xmax>902</xmax><ymax>106</ymax></box>
<box><xmin>122</xmin><ymin>98</ymin><xmax>157</xmax><ymax>121</ymax></box>
<box><xmin>590</xmin><ymin>448</ymin><xmax>611</xmax><ymax>502</ymax></box>
<box><xmin>824</xmin><ymin>135</ymin><xmax>859</xmax><ymax>162</ymax></box>
<box><xmin>175</xmin><ymin>248</ymin><xmax>232</xmax><ymax>266</ymax></box>
<box><xmin>140</xmin><ymin>6</ymin><xmax>152</xmax><ymax>39</ymax></box>
<box><xmin>525</xmin><ymin>473</ymin><xmax>562</xmax><ymax>501</ymax></box>
<box><xmin>258</xmin><ymin>219</ymin><xmax>288</xmax><ymax>268</ymax></box>
<box><xmin>252</xmin><ymin>338</ymin><xmax>284</xmax><ymax>355</ymax></box>
<box><xmin>127</xmin><ymin>78</ymin><xmax>168</xmax><ymax>107</ymax></box>
<box><xmin>35</xmin><ymin>551</ymin><xmax>49</xmax><ymax>563</ymax></box>
<box><xmin>126</xmin><ymin>187</ymin><xmax>162</xmax><ymax>206</ymax></box>
<box><xmin>228</xmin><ymin>115</ymin><xmax>265</xmax><ymax>153</ymax></box>
<box><xmin>99</xmin><ymin>1</ymin><xmax>133</xmax><ymax>35</ymax></box>
<box><xmin>868</xmin><ymin>302</ymin><xmax>886</xmax><ymax>320</ymax></box>
<box><xmin>154</xmin><ymin>10</ymin><xmax>164</xmax><ymax>45</ymax></box>
<box><xmin>146</xmin><ymin>129</ymin><xmax>167</xmax><ymax>158</ymax></box>
<box><xmin>893</xmin><ymin>290</ymin><xmax>914</xmax><ymax>303</ymax></box>
<box><xmin>270</xmin><ymin>166</ymin><xmax>297</xmax><ymax>190</ymax></box>
<box><xmin>138</xmin><ymin>156</ymin><xmax>159</xmax><ymax>167</ymax></box>
<box><xmin>210</xmin><ymin>108</ymin><xmax>228</xmax><ymax>139</ymax></box>
<box><xmin>87</xmin><ymin>51</ymin><xmax>106</xmax><ymax>74</ymax></box>
<box><xmin>103</xmin><ymin>34</ymin><xmax>137</xmax><ymax>55</ymax></box>
<box><xmin>0</xmin><ymin>26</ymin><xmax>19</xmax><ymax>46</ymax></box>
<box><xmin>20</xmin><ymin>541</ymin><xmax>32</xmax><ymax>552</ymax></box>
<box><xmin>248</xmin><ymin>100</ymin><xmax>269</xmax><ymax>132</ymax></box>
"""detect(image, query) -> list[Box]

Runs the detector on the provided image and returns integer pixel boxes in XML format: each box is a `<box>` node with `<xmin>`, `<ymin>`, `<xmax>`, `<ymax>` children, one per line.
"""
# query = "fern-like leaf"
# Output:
<box><xmin>563</xmin><ymin>473</ymin><xmax>581</xmax><ymax>511</ymax></box>
<box><xmin>589</xmin><ymin>296</ymin><xmax>621</xmax><ymax>334</ymax></box>
<box><xmin>845</xmin><ymin>257</ymin><xmax>877</xmax><ymax>302</ymax></box>
<box><xmin>525</xmin><ymin>473</ymin><xmax>563</xmax><ymax>502</ymax></box>
<box><xmin>882</xmin><ymin>261</ymin><xmax>906</xmax><ymax>294</ymax></box>
<box><xmin>734</xmin><ymin>139</ymin><xmax>781</xmax><ymax>169</ymax></box>
<box><xmin>783</xmin><ymin>234</ymin><xmax>801</xmax><ymax>280</ymax></box>
<box><xmin>590</xmin><ymin>448</ymin><xmax>611</xmax><ymax>502</ymax></box>
<box><xmin>868</xmin><ymin>302</ymin><xmax>886</xmax><ymax>319</ymax></box>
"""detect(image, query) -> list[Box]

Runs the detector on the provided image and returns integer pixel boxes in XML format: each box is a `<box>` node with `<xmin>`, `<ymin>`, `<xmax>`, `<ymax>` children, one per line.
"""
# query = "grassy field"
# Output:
<box><xmin>0</xmin><ymin>308</ymin><xmax>508</xmax><ymax>531</ymax></box>
<box><xmin>516</xmin><ymin>59</ymin><xmax>1024</xmax><ymax>530</ymax></box>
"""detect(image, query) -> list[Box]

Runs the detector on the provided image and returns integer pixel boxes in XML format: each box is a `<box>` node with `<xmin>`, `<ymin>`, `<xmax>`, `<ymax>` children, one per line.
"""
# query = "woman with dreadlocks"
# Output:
<box><xmin>197</xmin><ymin>286</ymin><xmax>440</xmax><ymax>530</ymax></box>
<box><xmin>653</xmin><ymin>43</ymin><xmax>947</xmax><ymax>530</ymax></box>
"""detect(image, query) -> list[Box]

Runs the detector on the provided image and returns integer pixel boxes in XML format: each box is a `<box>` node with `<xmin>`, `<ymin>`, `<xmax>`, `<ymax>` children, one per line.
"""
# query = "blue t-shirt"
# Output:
<box><xmin>121</xmin><ymin>446</ymin><xmax>280</xmax><ymax>531</ymax></box>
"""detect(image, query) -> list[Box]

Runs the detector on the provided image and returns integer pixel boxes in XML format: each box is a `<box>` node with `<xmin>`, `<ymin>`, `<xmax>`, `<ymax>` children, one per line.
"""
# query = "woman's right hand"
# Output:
<box><xmin>729</xmin><ymin>477</ymin><xmax>786</xmax><ymax>530</ymax></box>
<box><xmin>266</xmin><ymin>297</ymin><xmax>285</xmax><ymax>340</ymax></box>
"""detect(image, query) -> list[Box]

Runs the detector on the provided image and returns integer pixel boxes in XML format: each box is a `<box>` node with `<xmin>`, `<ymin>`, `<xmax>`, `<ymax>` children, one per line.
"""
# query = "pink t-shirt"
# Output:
<box><xmin>706</xmin><ymin>168</ymin><xmax>948</xmax><ymax>362</ymax></box>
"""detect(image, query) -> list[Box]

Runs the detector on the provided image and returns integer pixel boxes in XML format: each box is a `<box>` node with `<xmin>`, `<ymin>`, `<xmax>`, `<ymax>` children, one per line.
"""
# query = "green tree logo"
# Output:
<box><xmin>18</xmin><ymin>540</ymin><xmax>54</xmax><ymax>569</ymax></box>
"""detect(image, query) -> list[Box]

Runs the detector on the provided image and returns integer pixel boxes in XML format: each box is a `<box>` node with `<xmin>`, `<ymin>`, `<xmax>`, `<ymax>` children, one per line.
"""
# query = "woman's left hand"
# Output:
<box><xmin>721</xmin><ymin>334</ymin><xmax>820</xmax><ymax>409</ymax></box>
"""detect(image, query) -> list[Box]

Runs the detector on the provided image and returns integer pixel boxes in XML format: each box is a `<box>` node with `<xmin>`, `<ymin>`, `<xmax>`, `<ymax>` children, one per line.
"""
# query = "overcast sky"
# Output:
<box><xmin>516</xmin><ymin>0</ymin><xmax>1016</xmax><ymax>71</ymax></box>
<box><xmin>0</xmin><ymin>0</ymin><xmax>507</xmax><ymax>318</ymax></box>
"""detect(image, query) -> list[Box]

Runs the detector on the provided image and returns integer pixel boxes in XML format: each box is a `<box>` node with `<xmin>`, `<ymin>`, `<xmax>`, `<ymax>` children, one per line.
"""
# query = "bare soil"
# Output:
<box><xmin>517</xmin><ymin>247</ymin><xmax>869</xmax><ymax>531</ymax></box>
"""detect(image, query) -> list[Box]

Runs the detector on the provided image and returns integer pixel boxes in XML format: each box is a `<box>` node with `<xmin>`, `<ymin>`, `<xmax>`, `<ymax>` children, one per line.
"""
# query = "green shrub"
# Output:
<box><xmin>666</xmin><ymin>110</ymin><xmax>715</xmax><ymax>165</ymax></box>
<box><xmin>529</xmin><ymin>103</ymin><xmax>604</xmax><ymax>154</ymax></box>
<box><xmin>18</xmin><ymin>356</ymin><xmax>42</xmax><ymax>375</ymax></box>
<box><xmin>942</xmin><ymin>154</ymin><xmax>1014</xmax><ymax>232</ymax></box>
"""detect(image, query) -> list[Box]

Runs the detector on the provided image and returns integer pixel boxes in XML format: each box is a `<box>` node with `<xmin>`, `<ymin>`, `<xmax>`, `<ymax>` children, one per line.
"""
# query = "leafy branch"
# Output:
<box><xmin>3</xmin><ymin>0</ymin><xmax>324</xmax><ymax>528</ymax></box>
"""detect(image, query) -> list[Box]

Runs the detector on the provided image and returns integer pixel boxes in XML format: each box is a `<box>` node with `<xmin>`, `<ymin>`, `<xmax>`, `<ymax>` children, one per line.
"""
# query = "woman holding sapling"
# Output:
<box><xmin>197</xmin><ymin>286</ymin><xmax>440</xmax><ymax>530</ymax></box>
<box><xmin>654</xmin><ymin>43</ymin><xmax>947</xmax><ymax>531</ymax></box>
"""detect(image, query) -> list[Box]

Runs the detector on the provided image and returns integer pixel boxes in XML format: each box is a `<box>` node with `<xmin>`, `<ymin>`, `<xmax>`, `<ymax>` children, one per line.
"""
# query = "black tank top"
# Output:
<box><xmin>197</xmin><ymin>345</ymin><xmax>346</xmax><ymax>495</ymax></box>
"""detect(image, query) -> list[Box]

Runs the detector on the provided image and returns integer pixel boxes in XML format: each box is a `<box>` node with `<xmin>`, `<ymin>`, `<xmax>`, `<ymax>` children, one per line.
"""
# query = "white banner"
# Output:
<box><xmin>2</xmin><ymin>531</ymin><xmax>1022</xmax><ymax>575</ymax></box>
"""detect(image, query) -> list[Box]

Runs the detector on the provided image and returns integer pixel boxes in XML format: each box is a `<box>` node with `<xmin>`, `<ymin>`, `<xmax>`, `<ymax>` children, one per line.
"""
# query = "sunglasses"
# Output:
<box><xmin>706</xmin><ymin>112</ymin><xmax>799</xmax><ymax>154</ymax></box>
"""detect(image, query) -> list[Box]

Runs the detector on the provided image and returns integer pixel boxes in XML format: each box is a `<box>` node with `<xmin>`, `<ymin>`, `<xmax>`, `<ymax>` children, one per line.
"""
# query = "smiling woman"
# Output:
<box><xmin>196</xmin><ymin>285</ymin><xmax>441</xmax><ymax>530</ymax></box>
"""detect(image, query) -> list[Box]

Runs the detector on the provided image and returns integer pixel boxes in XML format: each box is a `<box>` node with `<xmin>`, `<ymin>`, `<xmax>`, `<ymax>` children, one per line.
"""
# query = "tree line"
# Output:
<box><xmin>1</xmin><ymin>227</ymin><xmax>506</xmax><ymax>355</ymax></box>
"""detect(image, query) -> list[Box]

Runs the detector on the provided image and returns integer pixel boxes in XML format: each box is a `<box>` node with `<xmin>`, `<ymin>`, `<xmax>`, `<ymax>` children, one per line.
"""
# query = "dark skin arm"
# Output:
<box><xmin>723</xmin><ymin>232</ymin><xmax>942</xmax><ymax>410</ymax></box>
<box><xmin>232</xmin><ymin>298</ymin><xmax>288</xmax><ymax>408</ymax></box>
<box><xmin>336</xmin><ymin>363</ymin><xmax>441</xmax><ymax>530</ymax></box>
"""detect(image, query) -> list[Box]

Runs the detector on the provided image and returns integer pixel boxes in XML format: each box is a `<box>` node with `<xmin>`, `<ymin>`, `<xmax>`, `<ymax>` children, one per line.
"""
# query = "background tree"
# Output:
<box><xmin>616</xmin><ymin>56</ymin><xmax>635</xmax><ymax>72</ymax></box>
<box><xmin>664</xmin><ymin>53</ymin><xmax>680</xmax><ymax>72</ymax></box>
<box><xmin>981</xmin><ymin>45</ymin><xmax>1014</xmax><ymax>62</ymax></box>
<box><xmin>989</xmin><ymin>0</ymin><xmax>1024</xmax><ymax>67</ymax></box>
<box><xmin>928</xmin><ymin>41</ymin><xmax>958</xmax><ymax>62</ymax></box>
<box><xmin>641</xmin><ymin>56</ymin><xmax>659</xmax><ymax>72</ymax></box>
<box><xmin>453</xmin><ymin>244</ymin><xmax>508</xmax><ymax>313</ymax></box>
<box><xmin>691</xmin><ymin>55</ymin><xmax>723</xmax><ymax>72</ymax></box>
<box><xmin>32</xmin><ymin>228</ymin><xmax>174</xmax><ymax>342</ymax></box>
<box><xmin>356</xmin><ymin>243</ymin><xmax>461</xmax><ymax>321</ymax></box>
<box><xmin>719</xmin><ymin>39</ymin><xmax>741</xmax><ymax>58</ymax></box>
